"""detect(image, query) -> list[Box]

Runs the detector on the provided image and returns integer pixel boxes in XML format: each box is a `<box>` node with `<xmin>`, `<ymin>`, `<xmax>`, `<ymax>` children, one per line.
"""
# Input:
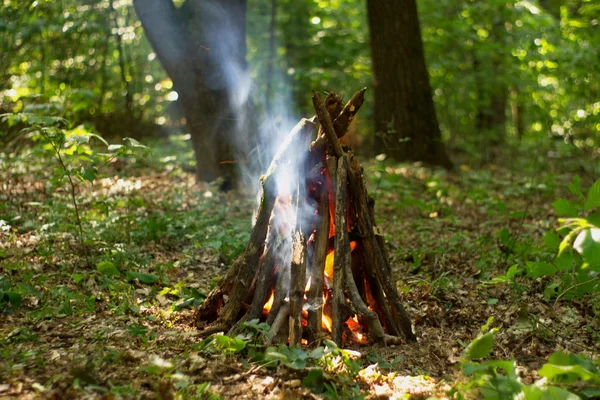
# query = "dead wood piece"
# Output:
<box><xmin>289</xmin><ymin>229</ymin><xmax>307</xmax><ymax>346</ymax></box>
<box><xmin>307</xmin><ymin>186</ymin><xmax>329</xmax><ymax>342</ymax></box>
<box><xmin>311</xmin><ymin>88</ymin><xmax>366</xmax><ymax>152</ymax></box>
<box><xmin>312</xmin><ymin>91</ymin><xmax>344</xmax><ymax>158</ymax></box>
<box><xmin>332</xmin><ymin>155</ymin><xmax>349</xmax><ymax>346</ymax></box>
<box><xmin>383</xmin><ymin>335</ymin><xmax>405</xmax><ymax>346</ymax></box>
<box><xmin>199</xmin><ymin>324</ymin><xmax>229</xmax><ymax>337</ymax></box>
<box><xmin>334</xmin><ymin>88</ymin><xmax>366</xmax><ymax>136</ymax></box>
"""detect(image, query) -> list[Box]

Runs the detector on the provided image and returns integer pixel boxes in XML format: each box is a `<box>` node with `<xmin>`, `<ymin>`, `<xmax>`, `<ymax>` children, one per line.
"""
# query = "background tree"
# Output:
<box><xmin>133</xmin><ymin>0</ymin><xmax>256</xmax><ymax>185</ymax></box>
<box><xmin>366</xmin><ymin>0</ymin><xmax>453</xmax><ymax>168</ymax></box>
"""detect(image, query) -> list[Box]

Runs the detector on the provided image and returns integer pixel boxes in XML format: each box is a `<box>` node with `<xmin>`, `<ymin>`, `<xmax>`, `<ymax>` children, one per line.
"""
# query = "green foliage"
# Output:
<box><xmin>453</xmin><ymin>325</ymin><xmax>600</xmax><ymax>399</ymax></box>
<box><xmin>493</xmin><ymin>177</ymin><xmax>600</xmax><ymax>303</ymax></box>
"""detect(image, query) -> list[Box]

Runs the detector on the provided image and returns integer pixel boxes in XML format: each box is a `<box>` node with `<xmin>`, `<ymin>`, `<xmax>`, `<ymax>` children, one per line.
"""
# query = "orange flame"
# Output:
<box><xmin>324</xmin><ymin>241</ymin><xmax>358</xmax><ymax>279</ymax></box>
<box><xmin>322</xmin><ymin>313</ymin><xmax>333</xmax><ymax>332</ymax></box>
<box><xmin>263</xmin><ymin>291</ymin><xmax>275</xmax><ymax>313</ymax></box>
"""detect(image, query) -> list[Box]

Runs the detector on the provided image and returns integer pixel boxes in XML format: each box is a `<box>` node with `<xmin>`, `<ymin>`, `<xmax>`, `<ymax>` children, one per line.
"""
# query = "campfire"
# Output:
<box><xmin>195</xmin><ymin>89</ymin><xmax>416</xmax><ymax>346</ymax></box>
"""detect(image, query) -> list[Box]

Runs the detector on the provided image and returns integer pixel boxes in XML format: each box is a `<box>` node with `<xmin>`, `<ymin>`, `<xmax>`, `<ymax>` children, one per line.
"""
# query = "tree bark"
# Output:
<box><xmin>367</xmin><ymin>0</ymin><xmax>452</xmax><ymax>169</ymax></box>
<box><xmin>133</xmin><ymin>0</ymin><xmax>256</xmax><ymax>185</ymax></box>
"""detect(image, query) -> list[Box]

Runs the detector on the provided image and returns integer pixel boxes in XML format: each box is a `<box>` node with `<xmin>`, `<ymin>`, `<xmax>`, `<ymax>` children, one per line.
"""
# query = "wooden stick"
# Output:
<box><xmin>332</xmin><ymin>155</ymin><xmax>349</xmax><ymax>346</ymax></box>
<box><xmin>307</xmin><ymin>185</ymin><xmax>329</xmax><ymax>342</ymax></box>
<box><xmin>312</xmin><ymin>91</ymin><xmax>344</xmax><ymax>158</ymax></box>
<box><xmin>326</xmin><ymin>155</ymin><xmax>337</xmax><ymax>239</ymax></box>
<box><xmin>311</xmin><ymin>88</ymin><xmax>366</xmax><ymax>152</ymax></box>
<box><xmin>289</xmin><ymin>229</ymin><xmax>307</xmax><ymax>346</ymax></box>
<box><xmin>265</xmin><ymin>303</ymin><xmax>290</xmax><ymax>344</ymax></box>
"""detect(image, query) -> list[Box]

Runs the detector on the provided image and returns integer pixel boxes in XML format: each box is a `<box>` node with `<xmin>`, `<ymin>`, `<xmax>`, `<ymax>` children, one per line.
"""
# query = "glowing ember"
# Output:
<box><xmin>324</xmin><ymin>241</ymin><xmax>358</xmax><ymax>278</ymax></box>
<box><xmin>346</xmin><ymin>315</ymin><xmax>360</xmax><ymax>330</ymax></box>
<box><xmin>263</xmin><ymin>291</ymin><xmax>275</xmax><ymax>313</ymax></box>
<box><xmin>345</xmin><ymin>315</ymin><xmax>366</xmax><ymax>342</ymax></box>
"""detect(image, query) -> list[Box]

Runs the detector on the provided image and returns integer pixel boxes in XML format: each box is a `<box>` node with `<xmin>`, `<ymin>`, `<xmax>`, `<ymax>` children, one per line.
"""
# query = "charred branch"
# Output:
<box><xmin>307</xmin><ymin>186</ymin><xmax>329</xmax><ymax>342</ymax></box>
<box><xmin>332</xmin><ymin>155</ymin><xmax>349</xmax><ymax>346</ymax></box>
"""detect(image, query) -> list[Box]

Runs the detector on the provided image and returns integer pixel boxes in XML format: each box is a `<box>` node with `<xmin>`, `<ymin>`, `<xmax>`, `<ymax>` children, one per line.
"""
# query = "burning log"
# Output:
<box><xmin>195</xmin><ymin>89</ymin><xmax>416</xmax><ymax>346</ymax></box>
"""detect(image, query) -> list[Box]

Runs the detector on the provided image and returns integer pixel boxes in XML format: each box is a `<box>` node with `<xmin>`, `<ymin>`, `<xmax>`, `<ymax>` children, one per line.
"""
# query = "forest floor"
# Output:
<box><xmin>1</xmin><ymin>139</ymin><xmax>599</xmax><ymax>399</ymax></box>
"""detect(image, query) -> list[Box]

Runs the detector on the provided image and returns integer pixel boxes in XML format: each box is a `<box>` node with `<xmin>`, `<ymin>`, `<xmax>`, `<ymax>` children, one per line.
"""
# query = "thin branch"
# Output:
<box><xmin>554</xmin><ymin>277</ymin><xmax>599</xmax><ymax>307</ymax></box>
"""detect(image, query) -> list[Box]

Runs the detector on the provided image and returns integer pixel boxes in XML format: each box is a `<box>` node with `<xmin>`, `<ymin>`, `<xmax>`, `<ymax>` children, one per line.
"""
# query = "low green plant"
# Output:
<box><xmin>491</xmin><ymin>177</ymin><xmax>600</xmax><ymax>304</ymax></box>
<box><xmin>451</xmin><ymin>319</ymin><xmax>600</xmax><ymax>399</ymax></box>
<box><xmin>1</xmin><ymin>112</ymin><xmax>149</xmax><ymax>267</ymax></box>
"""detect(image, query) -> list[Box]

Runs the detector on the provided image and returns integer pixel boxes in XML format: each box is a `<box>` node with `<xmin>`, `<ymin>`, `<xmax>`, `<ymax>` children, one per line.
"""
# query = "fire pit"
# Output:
<box><xmin>195</xmin><ymin>89</ymin><xmax>416</xmax><ymax>346</ymax></box>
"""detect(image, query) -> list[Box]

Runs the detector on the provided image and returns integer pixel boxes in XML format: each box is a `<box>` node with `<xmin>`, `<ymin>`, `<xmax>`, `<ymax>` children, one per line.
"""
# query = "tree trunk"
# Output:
<box><xmin>133</xmin><ymin>0</ymin><xmax>256</xmax><ymax>186</ymax></box>
<box><xmin>366</xmin><ymin>0</ymin><xmax>452</xmax><ymax>169</ymax></box>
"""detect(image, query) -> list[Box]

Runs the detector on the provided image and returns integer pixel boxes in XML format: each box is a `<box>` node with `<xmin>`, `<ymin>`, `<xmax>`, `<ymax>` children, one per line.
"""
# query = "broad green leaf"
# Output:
<box><xmin>124</xmin><ymin>137</ymin><xmax>149</xmax><ymax>150</ymax></box>
<box><xmin>81</xmin><ymin>166</ymin><xmax>98</xmax><ymax>183</ymax></box>
<box><xmin>214</xmin><ymin>335</ymin><xmax>246</xmax><ymax>352</ymax></box>
<box><xmin>97</xmin><ymin>261</ymin><xmax>120</xmax><ymax>276</ymax></box>
<box><xmin>107</xmin><ymin>144</ymin><xmax>123</xmax><ymax>151</ymax></box>
<box><xmin>3</xmin><ymin>291</ymin><xmax>23</xmax><ymax>307</ymax></box>
<box><xmin>525</xmin><ymin>261</ymin><xmax>557</xmax><ymax>278</ymax></box>
<box><xmin>555</xmin><ymin>251</ymin><xmax>574</xmax><ymax>270</ymax></box>
<box><xmin>588</xmin><ymin>211</ymin><xmax>600</xmax><ymax>227</ymax></box>
<box><xmin>462</xmin><ymin>360</ymin><xmax>517</xmax><ymax>377</ymax></box>
<box><xmin>585</xmin><ymin>180</ymin><xmax>600</xmax><ymax>210</ymax></box>
<box><xmin>308</xmin><ymin>347</ymin><xmax>325</xmax><ymax>359</ymax></box>
<box><xmin>465</xmin><ymin>329</ymin><xmax>497</xmax><ymax>360</ymax></box>
<box><xmin>548</xmin><ymin>351</ymin><xmax>599</xmax><ymax>372</ymax></box>
<box><xmin>573</xmin><ymin>228</ymin><xmax>600</xmax><ymax>265</ymax></box>
<box><xmin>521</xmin><ymin>385</ymin><xmax>581</xmax><ymax>400</ymax></box>
<box><xmin>542</xmin><ymin>231</ymin><xmax>561</xmax><ymax>250</ymax></box>
<box><xmin>552</xmin><ymin>199</ymin><xmax>579</xmax><ymax>217</ymax></box>
<box><xmin>506</xmin><ymin>264</ymin><xmax>520</xmax><ymax>279</ymax></box>
<box><xmin>538</xmin><ymin>363</ymin><xmax>600</xmax><ymax>383</ymax></box>
<box><xmin>265</xmin><ymin>349</ymin><xmax>289</xmax><ymax>362</ymax></box>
